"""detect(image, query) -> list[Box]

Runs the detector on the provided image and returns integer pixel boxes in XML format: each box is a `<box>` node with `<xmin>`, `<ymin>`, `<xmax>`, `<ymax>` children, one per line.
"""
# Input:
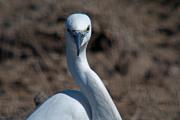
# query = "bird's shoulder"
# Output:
<box><xmin>27</xmin><ymin>90</ymin><xmax>91</xmax><ymax>120</ymax></box>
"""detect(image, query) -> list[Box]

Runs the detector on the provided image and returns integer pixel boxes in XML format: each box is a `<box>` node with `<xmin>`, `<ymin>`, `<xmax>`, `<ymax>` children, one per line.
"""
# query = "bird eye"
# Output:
<box><xmin>86</xmin><ymin>25</ymin><xmax>90</xmax><ymax>31</ymax></box>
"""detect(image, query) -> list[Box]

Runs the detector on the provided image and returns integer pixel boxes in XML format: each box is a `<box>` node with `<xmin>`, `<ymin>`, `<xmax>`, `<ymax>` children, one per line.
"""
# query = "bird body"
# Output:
<box><xmin>27</xmin><ymin>13</ymin><xmax>122</xmax><ymax>120</ymax></box>
<box><xmin>27</xmin><ymin>90</ymin><xmax>91</xmax><ymax>120</ymax></box>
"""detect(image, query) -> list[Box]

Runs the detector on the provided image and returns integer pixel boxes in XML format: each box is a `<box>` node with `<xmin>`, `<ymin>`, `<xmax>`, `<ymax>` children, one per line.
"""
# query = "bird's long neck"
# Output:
<box><xmin>66</xmin><ymin>38</ymin><xmax>122</xmax><ymax>120</ymax></box>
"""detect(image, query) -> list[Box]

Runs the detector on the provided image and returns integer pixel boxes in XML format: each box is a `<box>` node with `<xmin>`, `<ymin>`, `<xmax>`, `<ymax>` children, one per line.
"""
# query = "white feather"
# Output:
<box><xmin>27</xmin><ymin>13</ymin><xmax>122</xmax><ymax>120</ymax></box>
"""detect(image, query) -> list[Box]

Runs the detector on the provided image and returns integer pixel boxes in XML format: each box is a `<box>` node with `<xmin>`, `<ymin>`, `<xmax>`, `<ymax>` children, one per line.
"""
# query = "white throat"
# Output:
<box><xmin>66</xmin><ymin>35</ymin><xmax>122</xmax><ymax>120</ymax></box>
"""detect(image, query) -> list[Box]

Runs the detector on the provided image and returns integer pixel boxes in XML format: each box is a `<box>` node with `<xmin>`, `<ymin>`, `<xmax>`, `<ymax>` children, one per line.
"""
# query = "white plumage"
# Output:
<box><xmin>27</xmin><ymin>13</ymin><xmax>122</xmax><ymax>120</ymax></box>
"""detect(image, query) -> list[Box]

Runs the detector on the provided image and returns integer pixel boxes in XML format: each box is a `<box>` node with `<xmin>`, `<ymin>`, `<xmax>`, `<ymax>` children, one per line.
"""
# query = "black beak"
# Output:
<box><xmin>74</xmin><ymin>32</ymin><xmax>84</xmax><ymax>56</ymax></box>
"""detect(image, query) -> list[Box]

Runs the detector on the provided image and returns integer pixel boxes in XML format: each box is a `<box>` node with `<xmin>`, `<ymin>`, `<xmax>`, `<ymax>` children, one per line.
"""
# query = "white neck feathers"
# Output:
<box><xmin>66</xmin><ymin>37</ymin><xmax>122</xmax><ymax>120</ymax></box>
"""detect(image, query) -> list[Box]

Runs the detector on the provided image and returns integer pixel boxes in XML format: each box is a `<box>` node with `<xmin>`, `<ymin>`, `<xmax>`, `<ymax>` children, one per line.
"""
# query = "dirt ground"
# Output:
<box><xmin>0</xmin><ymin>0</ymin><xmax>180</xmax><ymax>120</ymax></box>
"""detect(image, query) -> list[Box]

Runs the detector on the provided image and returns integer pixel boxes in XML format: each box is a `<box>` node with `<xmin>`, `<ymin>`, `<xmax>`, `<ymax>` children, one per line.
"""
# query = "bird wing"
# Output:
<box><xmin>27</xmin><ymin>90</ymin><xmax>91</xmax><ymax>120</ymax></box>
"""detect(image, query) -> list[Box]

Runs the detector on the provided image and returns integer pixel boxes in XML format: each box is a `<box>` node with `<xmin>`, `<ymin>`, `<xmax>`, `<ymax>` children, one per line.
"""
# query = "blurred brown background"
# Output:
<box><xmin>0</xmin><ymin>0</ymin><xmax>180</xmax><ymax>120</ymax></box>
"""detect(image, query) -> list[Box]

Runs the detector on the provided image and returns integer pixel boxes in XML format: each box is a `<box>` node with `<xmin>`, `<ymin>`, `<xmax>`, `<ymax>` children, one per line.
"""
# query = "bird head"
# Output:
<box><xmin>66</xmin><ymin>13</ymin><xmax>92</xmax><ymax>56</ymax></box>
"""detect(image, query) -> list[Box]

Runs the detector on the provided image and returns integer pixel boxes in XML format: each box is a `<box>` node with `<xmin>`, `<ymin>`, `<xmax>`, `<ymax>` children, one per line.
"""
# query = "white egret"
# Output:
<box><xmin>27</xmin><ymin>13</ymin><xmax>122</xmax><ymax>120</ymax></box>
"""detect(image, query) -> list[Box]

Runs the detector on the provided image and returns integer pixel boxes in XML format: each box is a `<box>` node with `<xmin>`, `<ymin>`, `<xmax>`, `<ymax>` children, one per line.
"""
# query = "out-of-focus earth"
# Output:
<box><xmin>0</xmin><ymin>0</ymin><xmax>180</xmax><ymax>120</ymax></box>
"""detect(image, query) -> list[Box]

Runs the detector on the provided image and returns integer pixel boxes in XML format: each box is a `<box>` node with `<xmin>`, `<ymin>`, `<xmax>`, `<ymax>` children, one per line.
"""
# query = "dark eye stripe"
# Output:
<box><xmin>67</xmin><ymin>25</ymin><xmax>90</xmax><ymax>33</ymax></box>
